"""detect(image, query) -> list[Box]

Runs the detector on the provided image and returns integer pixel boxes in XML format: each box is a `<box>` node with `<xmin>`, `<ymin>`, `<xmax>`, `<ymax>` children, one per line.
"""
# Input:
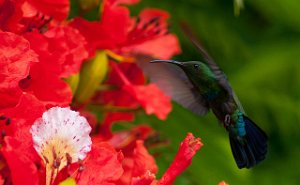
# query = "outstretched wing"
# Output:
<box><xmin>180</xmin><ymin>22</ymin><xmax>245</xmax><ymax>113</ymax></box>
<box><xmin>135</xmin><ymin>54</ymin><xmax>209</xmax><ymax>116</ymax></box>
<box><xmin>180</xmin><ymin>22</ymin><xmax>228</xmax><ymax>83</ymax></box>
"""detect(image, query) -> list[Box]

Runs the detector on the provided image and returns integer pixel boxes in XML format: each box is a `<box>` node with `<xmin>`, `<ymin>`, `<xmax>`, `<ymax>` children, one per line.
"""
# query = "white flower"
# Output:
<box><xmin>30</xmin><ymin>107</ymin><xmax>92</xmax><ymax>185</ymax></box>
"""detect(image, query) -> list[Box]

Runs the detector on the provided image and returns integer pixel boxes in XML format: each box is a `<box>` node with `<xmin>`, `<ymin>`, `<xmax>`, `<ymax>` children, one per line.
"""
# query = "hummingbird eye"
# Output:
<box><xmin>194</xmin><ymin>64</ymin><xmax>199</xmax><ymax>69</ymax></box>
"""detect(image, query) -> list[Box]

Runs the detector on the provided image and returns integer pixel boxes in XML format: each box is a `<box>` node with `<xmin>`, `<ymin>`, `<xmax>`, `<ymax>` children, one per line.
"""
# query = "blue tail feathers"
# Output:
<box><xmin>229</xmin><ymin>116</ymin><xmax>268</xmax><ymax>169</ymax></box>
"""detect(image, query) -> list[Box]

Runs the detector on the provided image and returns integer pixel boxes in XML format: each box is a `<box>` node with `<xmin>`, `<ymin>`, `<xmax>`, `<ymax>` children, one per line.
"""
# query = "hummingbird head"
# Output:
<box><xmin>150</xmin><ymin>60</ymin><xmax>214</xmax><ymax>80</ymax></box>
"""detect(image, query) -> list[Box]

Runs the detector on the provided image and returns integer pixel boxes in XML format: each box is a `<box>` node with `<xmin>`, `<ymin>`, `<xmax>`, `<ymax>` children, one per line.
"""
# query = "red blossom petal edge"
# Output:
<box><xmin>133</xmin><ymin>140</ymin><xmax>158</xmax><ymax>177</ymax></box>
<box><xmin>2</xmin><ymin>136</ymin><xmax>39</xmax><ymax>185</ymax></box>
<box><xmin>131</xmin><ymin>170</ymin><xmax>156</xmax><ymax>185</ymax></box>
<box><xmin>0</xmin><ymin>31</ymin><xmax>38</xmax><ymax>108</ymax></box>
<box><xmin>43</xmin><ymin>25</ymin><xmax>89</xmax><ymax>77</ymax></box>
<box><xmin>112</xmin><ymin>62</ymin><xmax>172</xmax><ymax>120</ymax></box>
<box><xmin>124</xmin><ymin>8</ymin><xmax>181</xmax><ymax>59</ymax></box>
<box><xmin>26</xmin><ymin>0</ymin><xmax>70</xmax><ymax>21</ymax></box>
<box><xmin>218</xmin><ymin>180</ymin><xmax>229</xmax><ymax>185</ymax></box>
<box><xmin>158</xmin><ymin>133</ymin><xmax>203</xmax><ymax>185</ymax></box>
<box><xmin>69</xmin><ymin>141</ymin><xmax>124</xmax><ymax>185</ymax></box>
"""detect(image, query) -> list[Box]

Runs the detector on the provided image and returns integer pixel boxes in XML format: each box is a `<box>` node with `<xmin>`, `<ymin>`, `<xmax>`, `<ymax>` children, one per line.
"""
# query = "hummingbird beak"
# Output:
<box><xmin>150</xmin><ymin>60</ymin><xmax>183</xmax><ymax>66</ymax></box>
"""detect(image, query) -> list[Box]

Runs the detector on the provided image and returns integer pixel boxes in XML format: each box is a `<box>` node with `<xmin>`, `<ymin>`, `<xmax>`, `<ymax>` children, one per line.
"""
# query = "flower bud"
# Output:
<box><xmin>75</xmin><ymin>51</ymin><xmax>108</xmax><ymax>103</ymax></box>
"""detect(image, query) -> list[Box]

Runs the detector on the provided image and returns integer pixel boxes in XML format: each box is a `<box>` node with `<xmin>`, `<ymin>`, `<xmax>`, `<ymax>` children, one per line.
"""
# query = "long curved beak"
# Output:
<box><xmin>150</xmin><ymin>60</ymin><xmax>183</xmax><ymax>66</ymax></box>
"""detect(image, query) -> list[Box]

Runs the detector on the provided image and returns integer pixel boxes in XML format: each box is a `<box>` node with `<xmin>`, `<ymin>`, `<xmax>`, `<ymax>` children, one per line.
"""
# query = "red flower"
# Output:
<box><xmin>70</xmin><ymin>1</ymin><xmax>180</xmax><ymax>60</ymax></box>
<box><xmin>70</xmin><ymin>0</ymin><xmax>132</xmax><ymax>52</ymax></box>
<box><xmin>132</xmin><ymin>140</ymin><xmax>158</xmax><ymax>177</ymax></box>
<box><xmin>2</xmin><ymin>136</ymin><xmax>40</xmax><ymax>185</ymax></box>
<box><xmin>19</xmin><ymin>61</ymin><xmax>73</xmax><ymax>107</ymax></box>
<box><xmin>0</xmin><ymin>0</ymin><xmax>69</xmax><ymax>33</ymax></box>
<box><xmin>24</xmin><ymin>25</ymin><xmax>89</xmax><ymax>78</ymax></box>
<box><xmin>99</xmin><ymin>112</ymin><xmax>135</xmax><ymax>139</ymax></box>
<box><xmin>108</xmin><ymin>0</ymin><xmax>141</xmax><ymax>5</ymax></box>
<box><xmin>121</xmin><ymin>8</ymin><xmax>181</xmax><ymax>59</ymax></box>
<box><xmin>118</xmin><ymin>140</ymin><xmax>158</xmax><ymax>185</ymax></box>
<box><xmin>111</xmin><ymin>62</ymin><xmax>172</xmax><ymax>120</ymax></box>
<box><xmin>218</xmin><ymin>180</ymin><xmax>229</xmax><ymax>185</ymax></box>
<box><xmin>0</xmin><ymin>93</ymin><xmax>45</xmax><ymax>185</ymax></box>
<box><xmin>69</xmin><ymin>141</ymin><xmax>124</xmax><ymax>185</ymax></box>
<box><xmin>0</xmin><ymin>31</ymin><xmax>38</xmax><ymax>108</ymax></box>
<box><xmin>100</xmin><ymin>62</ymin><xmax>145</xmax><ymax>109</ymax></box>
<box><xmin>0</xmin><ymin>93</ymin><xmax>45</xmax><ymax>139</ymax></box>
<box><xmin>131</xmin><ymin>171</ymin><xmax>156</xmax><ymax>185</ymax></box>
<box><xmin>20</xmin><ymin>25</ymin><xmax>88</xmax><ymax>106</ymax></box>
<box><xmin>109</xmin><ymin>125</ymin><xmax>153</xmax><ymax>153</ymax></box>
<box><xmin>131</xmin><ymin>133</ymin><xmax>202</xmax><ymax>185</ymax></box>
<box><xmin>0</xmin><ymin>0</ymin><xmax>24</xmax><ymax>32</ymax></box>
<box><xmin>123</xmin><ymin>84</ymin><xmax>172</xmax><ymax>120</ymax></box>
<box><xmin>158</xmin><ymin>133</ymin><xmax>203</xmax><ymax>185</ymax></box>
<box><xmin>25</xmin><ymin>0</ymin><xmax>70</xmax><ymax>21</ymax></box>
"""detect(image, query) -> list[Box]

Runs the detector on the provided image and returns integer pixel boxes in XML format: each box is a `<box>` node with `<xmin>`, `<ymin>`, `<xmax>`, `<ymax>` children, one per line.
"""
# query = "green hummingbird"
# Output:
<box><xmin>144</xmin><ymin>32</ymin><xmax>268</xmax><ymax>169</ymax></box>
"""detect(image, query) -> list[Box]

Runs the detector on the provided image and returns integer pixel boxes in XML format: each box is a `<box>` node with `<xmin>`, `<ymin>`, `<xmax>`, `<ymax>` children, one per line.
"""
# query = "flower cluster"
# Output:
<box><xmin>0</xmin><ymin>0</ymin><xmax>226</xmax><ymax>184</ymax></box>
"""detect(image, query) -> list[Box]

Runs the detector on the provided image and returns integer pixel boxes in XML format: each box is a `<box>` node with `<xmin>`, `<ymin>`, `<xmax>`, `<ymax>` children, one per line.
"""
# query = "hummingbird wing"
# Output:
<box><xmin>136</xmin><ymin>54</ymin><xmax>209</xmax><ymax>116</ymax></box>
<box><xmin>181</xmin><ymin>23</ymin><xmax>245</xmax><ymax>113</ymax></box>
<box><xmin>180</xmin><ymin>22</ymin><xmax>227</xmax><ymax>83</ymax></box>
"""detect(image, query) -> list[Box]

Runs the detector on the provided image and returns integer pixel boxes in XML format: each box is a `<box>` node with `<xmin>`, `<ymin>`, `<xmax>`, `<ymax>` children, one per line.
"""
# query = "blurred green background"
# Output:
<box><xmin>131</xmin><ymin>0</ymin><xmax>300</xmax><ymax>185</ymax></box>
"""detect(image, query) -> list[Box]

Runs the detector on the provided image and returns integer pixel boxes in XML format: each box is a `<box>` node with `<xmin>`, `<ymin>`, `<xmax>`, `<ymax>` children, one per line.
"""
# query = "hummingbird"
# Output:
<box><xmin>143</xmin><ymin>29</ymin><xmax>268</xmax><ymax>169</ymax></box>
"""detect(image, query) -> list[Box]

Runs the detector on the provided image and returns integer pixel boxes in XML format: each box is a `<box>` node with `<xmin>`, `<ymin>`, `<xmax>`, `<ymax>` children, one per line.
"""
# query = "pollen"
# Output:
<box><xmin>30</xmin><ymin>107</ymin><xmax>92</xmax><ymax>185</ymax></box>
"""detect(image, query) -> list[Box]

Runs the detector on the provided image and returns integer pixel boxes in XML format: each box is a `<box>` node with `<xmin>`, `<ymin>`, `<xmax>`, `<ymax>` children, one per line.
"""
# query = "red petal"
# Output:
<box><xmin>70</xmin><ymin>17</ymin><xmax>115</xmax><ymax>52</ymax></box>
<box><xmin>218</xmin><ymin>180</ymin><xmax>229</xmax><ymax>185</ymax></box>
<box><xmin>139</xmin><ymin>8</ymin><xmax>170</xmax><ymax>24</ymax></box>
<box><xmin>99</xmin><ymin>112</ymin><xmax>135</xmax><ymax>139</ymax></box>
<box><xmin>27</xmin><ymin>0</ymin><xmax>70</xmax><ymax>21</ymax></box>
<box><xmin>111</xmin><ymin>62</ymin><xmax>172</xmax><ymax>120</ymax></box>
<box><xmin>158</xmin><ymin>133</ymin><xmax>203</xmax><ymax>185</ymax></box>
<box><xmin>123</xmin><ymin>84</ymin><xmax>172</xmax><ymax>120</ymax></box>
<box><xmin>118</xmin><ymin>140</ymin><xmax>158</xmax><ymax>185</ymax></box>
<box><xmin>25</xmin><ymin>26</ymin><xmax>89</xmax><ymax>78</ymax></box>
<box><xmin>0</xmin><ymin>175</ymin><xmax>4</xmax><ymax>185</ymax></box>
<box><xmin>1</xmin><ymin>136</ymin><xmax>39</xmax><ymax>185</ymax></box>
<box><xmin>108</xmin><ymin>0</ymin><xmax>141</xmax><ymax>5</ymax></box>
<box><xmin>69</xmin><ymin>142</ymin><xmax>124</xmax><ymax>185</ymax></box>
<box><xmin>0</xmin><ymin>31</ymin><xmax>38</xmax><ymax>108</ymax></box>
<box><xmin>1</xmin><ymin>93</ymin><xmax>45</xmax><ymax>123</ymax></box>
<box><xmin>0</xmin><ymin>94</ymin><xmax>43</xmax><ymax>137</ymax></box>
<box><xmin>22</xmin><ymin>29</ymin><xmax>76</xmax><ymax>106</ymax></box>
<box><xmin>130</xmin><ymin>34</ymin><xmax>181</xmax><ymax>59</ymax></box>
<box><xmin>101</xmin><ymin>0</ymin><xmax>132</xmax><ymax>44</ymax></box>
<box><xmin>44</xmin><ymin>26</ymin><xmax>89</xmax><ymax>77</ymax></box>
<box><xmin>121</xmin><ymin>8</ymin><xmax>181</xmax><ymax>59</ymax></box>
<box><xmin>109</xmin><ymin>125</ymin><xmax>153</xmax><ymax>151</ymax></box>
<box><xmin>21</xmin><ymin>62</ymin><xmax>73</xmax><ymax>107</ymax></box>
<box><xmin>132</xmin><ymin>140</ymin><xmax>158</xmax><ymax>176</ymax></box>
<box><xmin>70</xmin><ymin>0</ymin><xmax>132</xmax><ymax>52</ymax></box>
<box><xmin>131</xmin><ymin>171</ymin><xmax>156</xmax><ymax>185</ymax></box>
<box><xmin>0</xmin><ymin>0</ymin><xmax>24</xmax><ymax>32</ymax></box>
<box><xmin>99</xmin><ymin>62</ymin><xmax>145</xmax><ymax>109</ymax></box>
<box><xmin>0</xmin><ymin>93</ymin><xmax>45</xmax><ymax>143</ymax></box>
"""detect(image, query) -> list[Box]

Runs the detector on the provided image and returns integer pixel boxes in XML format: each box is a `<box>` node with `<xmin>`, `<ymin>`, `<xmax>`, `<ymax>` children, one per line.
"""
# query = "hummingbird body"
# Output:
<box><xmin>149</xmin><ymin>59</ymin><xmax>268</xmax><ymax>169</ymax></box>
<box><xmin>169</xmin><ymin>61</ymin><xmax>246</xmax><ymax>139</ymax></box>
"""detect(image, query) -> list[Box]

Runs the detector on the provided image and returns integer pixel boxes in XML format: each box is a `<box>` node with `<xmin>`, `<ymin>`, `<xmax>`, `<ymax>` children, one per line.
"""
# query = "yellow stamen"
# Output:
<box><xmin>41</xmin><ymin>138</ymin><xmax>76</xmax><ymax>185</ymax></box>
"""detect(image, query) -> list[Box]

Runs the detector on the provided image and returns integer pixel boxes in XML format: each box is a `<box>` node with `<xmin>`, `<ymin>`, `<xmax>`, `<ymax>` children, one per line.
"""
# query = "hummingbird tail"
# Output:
<box><xmin>229</xmin><ymin>116</ymin><xmax>268</xmax><ymax>169</ymax></box>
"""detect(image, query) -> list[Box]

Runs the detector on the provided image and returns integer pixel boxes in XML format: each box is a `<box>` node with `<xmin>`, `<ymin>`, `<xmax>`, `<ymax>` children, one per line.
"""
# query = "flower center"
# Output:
<box><xmin>41</xmin><ymin>137</ymin><xmax>75</xmax><ymax>170</ymax></box>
